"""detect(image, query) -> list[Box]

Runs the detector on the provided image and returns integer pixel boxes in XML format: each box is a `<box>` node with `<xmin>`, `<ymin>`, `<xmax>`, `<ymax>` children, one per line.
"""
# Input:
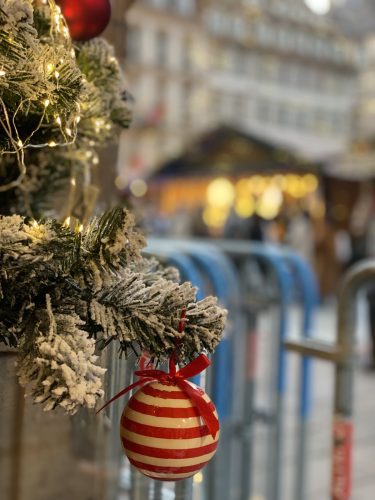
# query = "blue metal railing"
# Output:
<box><xmin>117</xmin><ymin>239</ymin><xmax>319</xmax><ymax>500</ymax></box>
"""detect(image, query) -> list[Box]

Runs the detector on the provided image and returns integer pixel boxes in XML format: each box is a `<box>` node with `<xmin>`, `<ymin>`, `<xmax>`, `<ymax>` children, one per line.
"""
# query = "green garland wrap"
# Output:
<box><xmin>0</xmin><ymin>0</ymin><xmax>227</xmax><ymax>415</ymax></box>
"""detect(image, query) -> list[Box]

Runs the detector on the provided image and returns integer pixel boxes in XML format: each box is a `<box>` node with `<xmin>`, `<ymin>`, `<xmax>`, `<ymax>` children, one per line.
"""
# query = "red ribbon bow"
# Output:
<box><xmin>97</xmin><ymin>353</ymin><xmax>219</xmax><ymax>439</ymax></box>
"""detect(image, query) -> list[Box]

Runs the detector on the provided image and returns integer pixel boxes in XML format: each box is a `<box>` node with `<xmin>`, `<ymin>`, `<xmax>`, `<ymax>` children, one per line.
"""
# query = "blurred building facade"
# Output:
<box><xmin>116</xmin><ymin>0</ymin><xmax>212</xmax><ymax>187</ymax></box>
<box><xmin>207</xmin><ymin>0</ymin><xmax>360</xmax><ymax>161</ymax></box>
<box><xmin>356</xmin><ymin>36</ymin><xmax>375</xmax><ymax>140</ymax></box>
<box><xmin>116</xmin><ymin>0</ymin><xmax>361</xmax><ymax>188</ymax></box>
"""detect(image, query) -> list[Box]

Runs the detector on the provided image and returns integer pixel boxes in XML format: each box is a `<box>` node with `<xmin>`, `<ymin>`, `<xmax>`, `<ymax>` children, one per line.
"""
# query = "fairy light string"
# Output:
<box><xmin>0</xmin><ymin>0</ymin><xmax>131</xmax><ymax>220</ymax></box>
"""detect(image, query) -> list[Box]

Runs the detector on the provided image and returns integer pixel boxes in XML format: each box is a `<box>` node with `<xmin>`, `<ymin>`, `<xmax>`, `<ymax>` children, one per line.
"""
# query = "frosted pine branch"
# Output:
<box><xmin>17</xmin><ymin>296</ymin><xmax>105</xmax><ymax>414</ymax></box>
<box><xmin>0</xmin><ymin>208</ymin><xmax>227</xmax><ymax>411</ymax></box>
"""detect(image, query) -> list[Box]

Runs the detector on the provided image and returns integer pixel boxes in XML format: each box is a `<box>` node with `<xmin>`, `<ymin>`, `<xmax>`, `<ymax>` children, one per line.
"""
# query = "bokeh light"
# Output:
<box><xmin>256</xmin><ymin>186</ymin><xmax>283</xmax><ymax>219</ymax></box>
<box><xmin>235</xmin><ymin>196</ymin><xmax>255</xmax><ymax>218</ymax></box>
<box><xmin>206</xmin><ymin>177</ymin><xmax>235</xmax><ymax>208</ymax></box>
<box><xmin>130</xmin><ymin>178</ymin><xmax>148</xmax><ymax>197</ymax></box>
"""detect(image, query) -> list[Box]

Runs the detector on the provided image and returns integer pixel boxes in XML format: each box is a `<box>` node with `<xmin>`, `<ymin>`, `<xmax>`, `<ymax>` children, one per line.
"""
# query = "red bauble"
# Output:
<box><xmin>56</xmin><ymin>0</ymin><xmax>111</xmax><ymax>41</ymax></box>
<box><xmin>120</xmin><ymin>381</ymin><xmax>220</xmax><ymax>481</ymax></box>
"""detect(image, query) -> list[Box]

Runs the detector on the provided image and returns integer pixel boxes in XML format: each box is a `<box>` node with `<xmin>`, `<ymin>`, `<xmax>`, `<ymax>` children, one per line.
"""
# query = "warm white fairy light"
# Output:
<box><xmin>63</xmin><ymin>216</ymin><xmax>71</xmax><ymax>227</ymax></box>
<box><xmin>0</xmin><ymin>0</ymin><xmax>130</xmax><ymax>200</ymax></box>
<box><xmin>71</xmin><ymin>178</ymin><xmax>76</xmax><ymax>187</ymax></box>
<box><xmin>304</xmin><ymin>0</ymin><xmax>331</xmax><ymax>14</ymax></box>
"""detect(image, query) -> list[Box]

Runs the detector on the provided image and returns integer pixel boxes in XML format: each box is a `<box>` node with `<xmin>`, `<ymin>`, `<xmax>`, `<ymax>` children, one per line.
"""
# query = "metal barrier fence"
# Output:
<box><xmin>111</xmin><ymin>240</ymin><xmax>375</xmax><ymax>500</ymax></box>
<box><xmin>286</xmin><ymin>258</ymin><xmax>375</xmax><ymax>500</ymax></box>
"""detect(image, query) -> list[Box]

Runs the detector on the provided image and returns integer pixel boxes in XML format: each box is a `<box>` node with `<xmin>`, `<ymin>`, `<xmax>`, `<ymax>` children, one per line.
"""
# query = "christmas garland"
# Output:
<box><xmin>0</xmin><ymin>0</ymin><xmax>227</xmax><ymax>416</ymax></box>
<box><xmin>0</xmin><ymin>208</ymin><xmax>226</xmax><ymax>413</ymax></box>
<box><xmin>0</xmin><ymin>0</ymin><xmax>130</xmax><ymax>217</ymax></box>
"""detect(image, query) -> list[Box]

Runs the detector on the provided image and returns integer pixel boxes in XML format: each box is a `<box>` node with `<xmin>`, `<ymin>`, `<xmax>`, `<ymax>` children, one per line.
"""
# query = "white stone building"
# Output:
<box><xmin>116</xmin><ymin>0</ymin><xmax>361</xmax><ymax>186</ymax></box>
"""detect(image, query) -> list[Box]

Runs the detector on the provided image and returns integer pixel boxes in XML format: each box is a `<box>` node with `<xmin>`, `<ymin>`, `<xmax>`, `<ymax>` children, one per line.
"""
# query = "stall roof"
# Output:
<box><xmin>152</xmin><ymin>126</ymin><xmax>322</xmax><ymax>179</ymax></box>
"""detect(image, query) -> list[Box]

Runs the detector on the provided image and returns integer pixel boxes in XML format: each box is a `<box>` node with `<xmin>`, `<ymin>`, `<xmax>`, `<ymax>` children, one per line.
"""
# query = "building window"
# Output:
<box><xmin>126</xmin><ymin>25</ymin><xmax>141</xmax><ymax>62</ymax></box>
<box><xmin>205</xmin><ymin>9</ymin><xmax>224</xmax><ymax>34</ymax></box>
<box><xmin>257</xmin><ymin>99</ymin><xmax>272</xmax><ymax>123</ymax></box>
<box><xmin>182</xmin><ymin>37</ymin><xmax>193</xmax><ymax>71</ymax></box>
<box><xmin>232</xmin><ymin>48</ymin><xmax>247</xmax><ymax>74</ymax></box>
<box><xmin>181</xmin><ymin>83</ymin><xmax>193</xmax><ymax>124</ymax></box>
<box><xmin>248</xmin><ymin>53</ymin><xmax>259</xmax><ymax>78</ymax></box>
<box><xmin>155</xmin><ymin>31</ymin><xmax>168</xmax><ymax>67</ymax></box>
<box><xmin>234</xmin><ymin>95</ymin><xmax>247</xmax><ymax>120</ymax></box>
<box><xmin>295</xmin><ymin>109</ymin><xmax>310</xmax><ymax>130</ymax></box>
<box><xmin>276</xmin><ymin>104</ymin><xmax>289</xmax><ymax>126</ymax></box>
<box><xmin>232</xmin><ymin>17</ymin><xmax>246</xmax><ymax>41</ymax></box>
<box><xmin>175</xmin><ymin>0</ymin><xmax>196</xmax><ymax>16</ymax></box>
<box><xmin>150</xmin><ymin>0</ymin><xmax>168</xmax><ymax>8</ymax></box>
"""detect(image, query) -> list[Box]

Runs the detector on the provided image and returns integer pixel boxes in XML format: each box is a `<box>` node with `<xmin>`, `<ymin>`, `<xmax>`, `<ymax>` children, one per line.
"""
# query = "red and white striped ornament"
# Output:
<box><xmin>120</xmin><ymin>381</ymin><xmax>220</xmax><ymax>481</ymax></box>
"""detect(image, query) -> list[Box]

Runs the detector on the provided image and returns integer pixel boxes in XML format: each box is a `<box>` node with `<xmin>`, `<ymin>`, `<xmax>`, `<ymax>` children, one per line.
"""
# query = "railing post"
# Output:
<box><xmin>331</xmin><ymin>259</ymin><xmax>375</xmax><ymax>500</ymax></box>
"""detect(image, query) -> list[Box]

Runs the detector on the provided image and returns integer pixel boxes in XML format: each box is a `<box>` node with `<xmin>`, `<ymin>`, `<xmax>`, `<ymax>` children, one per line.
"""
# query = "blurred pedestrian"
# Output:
<box><xmin>246</xmin><ymin>213</ymin><xmax>265</xmax><ymax>242</ymax></box>
<box><xmin>287</xmin><ymin>209</ymin><xmax>314</xmax><ymax>264</ymax></box>
<box><xmin>224</xmin><ymin>207</ymin><xmax>244</xmax><ymax>239</ymax></box>
<box><xmin>314</xmin><ymin>215</ymin><xmax>340</xmax><ymax>297</ymax></box>
<box><xmin>191</xmin><ymin>205</ymin><xmax>209</xmax><ymax>238</ymax></box>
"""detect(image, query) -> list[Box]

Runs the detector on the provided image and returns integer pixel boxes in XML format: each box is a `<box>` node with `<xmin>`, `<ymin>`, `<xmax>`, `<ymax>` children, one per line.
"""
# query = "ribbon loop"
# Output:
<box><xmin>96</xmin><ymin>353</ymin><xmax>219</xmax><ymax>438</ymax></box>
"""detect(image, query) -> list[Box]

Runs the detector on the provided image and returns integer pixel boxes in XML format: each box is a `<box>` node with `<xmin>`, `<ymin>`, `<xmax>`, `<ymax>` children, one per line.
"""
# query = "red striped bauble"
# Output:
<box><xmin>120</xmin><ymin>381</ymin><xmax>220</xmax><ymax>481</ymax></box>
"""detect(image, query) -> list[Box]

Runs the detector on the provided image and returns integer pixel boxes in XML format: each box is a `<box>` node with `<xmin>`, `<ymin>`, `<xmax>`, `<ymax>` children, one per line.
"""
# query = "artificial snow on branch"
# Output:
<box><xmin>17</xmin><ymin>295</ymin><xmax>105</xmax><ymax>414</ymax></box>
<box><xmin>0</xmin><ymin>208</ymin><xmax>227</xmax><ymax>412</ymax></box>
